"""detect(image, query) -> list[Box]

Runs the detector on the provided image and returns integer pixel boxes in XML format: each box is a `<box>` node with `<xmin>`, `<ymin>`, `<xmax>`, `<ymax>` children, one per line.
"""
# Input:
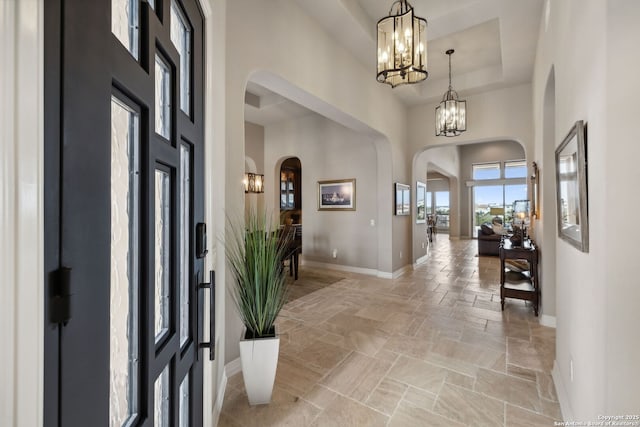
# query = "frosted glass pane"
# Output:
<box><xmin>179</xmin><ymin>374</ymin><xmax>189</xmax><ymax>427</ymax></box>
<box><xmin>155</xmin><ymin>55</ymin><xmax>171</xmax><ymax>139</ymax></box>
<box><xmin>154</xmin><ymin>169</ymin><xmax>171</xmax><ymax>343</ymax></box>
<box><xmin>112</xmin><ymin>0</ymin><xmax>138</xmax><ymax>60</ymax></box>
<box><xmin>179</xmin><ymin>144</ymin><xmax>190</xmax><ymax>347</ymax></box>
<box><xmin>109</xmin><ymin>97</ymin><xmax>140</xmax><ymax>426</ymax></box>
<box><xmin>171</xmin><ymin>1</ymin><xmax>191</xmax><ymax>114</ymax></box>
<box><xmin>154</xmin><ymin>366</ymin><xmax>170</xmax><ymax>427</ymax></box>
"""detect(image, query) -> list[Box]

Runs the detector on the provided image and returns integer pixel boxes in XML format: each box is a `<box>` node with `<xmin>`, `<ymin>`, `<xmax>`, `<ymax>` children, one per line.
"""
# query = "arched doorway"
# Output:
<box><xmin>279</xmin><ymin>157</ymin><xmax>302</xmax><ymax>225</ymax></box>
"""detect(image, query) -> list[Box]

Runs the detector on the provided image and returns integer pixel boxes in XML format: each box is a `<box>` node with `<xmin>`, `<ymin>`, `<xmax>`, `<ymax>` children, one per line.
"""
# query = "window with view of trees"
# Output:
<box><xmin>472</xmin><ymin>160</ymin><xmax>528</xmax><ymax>237</ymax></box>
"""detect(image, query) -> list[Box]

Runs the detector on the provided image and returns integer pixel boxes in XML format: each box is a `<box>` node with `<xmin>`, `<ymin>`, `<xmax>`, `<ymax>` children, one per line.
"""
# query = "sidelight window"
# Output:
<box><xmin>112</xmin><ymin>0</ymin><xmax>139</xmax><ymax>60</ymax></box>
<box><xmin>109</xmin><ymin>96</ymin><xmax>141</xmax><ymax>427</ymax></box>
<box><xmin>155</xmin><ymin>55</ymin><xmax>172</xmax><ymax>139</ymax></box>
<box><xmin>171</xmin><ymin>1</ymin><xmax>192</xmax><ymax>115</ymax></box>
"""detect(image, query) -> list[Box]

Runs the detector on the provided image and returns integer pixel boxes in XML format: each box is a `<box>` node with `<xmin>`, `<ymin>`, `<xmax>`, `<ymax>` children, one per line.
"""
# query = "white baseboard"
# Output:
<box><xmin>211</xmin><ymin>370</ymin><xmax>228</xmax><ymax>426</ymax></box>
<box><xmin>539</xmin><ymin>314</ymin><xmax>557</xmax><ymax>328</ymax></box>
<box><xmin>299</xmin><ymin>259</ymin><xmax>416</xmax><ymax>280</ymax></box>
<box><xmin>225</xmin><ymin>357</ymin><xmax>242</xmax><ymax>377</ymax></box>
<box><xmin>414</xmin><ymin>254</ymin><xmax>429</xmax><ymax>267</ymax></box>
<box><xmin>552</xmin><ymin>360</ymin><xmax>573</xmax><ymax>421</ymax></box>
<box><xmin>392</xmin><ymin>264</ymin><xmax>412</xmax><ymax>279</ymax></box>
<box><xmin>301</xmin><ymin>259</ymin><xmax>383</xmax><ymax>278</ymax></box>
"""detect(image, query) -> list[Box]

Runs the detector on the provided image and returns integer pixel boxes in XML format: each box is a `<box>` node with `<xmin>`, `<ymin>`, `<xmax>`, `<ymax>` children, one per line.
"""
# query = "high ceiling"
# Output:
<box><xmin>245</xmin><ymin>0</ymin><xmax>545</xmax><ymax>125</ymax></box>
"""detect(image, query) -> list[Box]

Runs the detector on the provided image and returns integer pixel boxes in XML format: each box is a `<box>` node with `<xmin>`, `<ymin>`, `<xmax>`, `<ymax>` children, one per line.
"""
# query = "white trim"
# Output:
<box><xmin>211</xmin><ymin>368</ymin><xmax>228</xmax><ymax>427</ymax></box>
<box><xmin>0</xmin><ymin>1</ymin><xmax>44</xmax><ymax>426</ymax></box>
<box><xmin>302</xmin><ymin>259</ymin><xmax>382</xmax><ymax>277</ymax></box>
<box><xmin>552</xmin><ymin>360</ymin><xmax>572</xmax><ymax>421</ymax></box>
<box><xmin>225</xmin><ymin>357</ymin><xmax>242</xmax><ymax>377</ymax></box>
<box><xmin>299</xmin><ymin>259</ymin><xmax>416</xmax><ymax>280</ymax></box>
<box><xmin>392</xmin><ymin>264</ymin><xmax>412</xmax><ymax>278</ymax></box>
<box><xmin>539</xmin><ymin>314</ymin><xmax>557</xmax><ymax>328</ymax></box>
<box><xmin>414</xmin><ymin>254</ymin><xmax>429</xmax><ymax>266</ymax></box>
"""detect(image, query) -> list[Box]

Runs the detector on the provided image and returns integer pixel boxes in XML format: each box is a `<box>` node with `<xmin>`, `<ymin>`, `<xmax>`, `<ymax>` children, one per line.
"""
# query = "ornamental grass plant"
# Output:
<box><xmin>225</xmin><ymin>209</ymin><xmax>293</xmax><ymax>339</ymax></box>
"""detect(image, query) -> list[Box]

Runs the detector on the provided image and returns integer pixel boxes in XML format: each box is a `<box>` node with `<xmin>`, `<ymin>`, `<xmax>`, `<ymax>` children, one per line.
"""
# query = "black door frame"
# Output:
<box><xmin>43</xmin><ymin>0</ymin><xmax>206</xmax><ymax>425</ymax></box>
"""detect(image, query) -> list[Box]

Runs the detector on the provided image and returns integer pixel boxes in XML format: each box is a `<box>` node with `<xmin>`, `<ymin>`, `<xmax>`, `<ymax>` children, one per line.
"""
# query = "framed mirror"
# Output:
<box><xmin>555</xmin><ymin>120</ymin><xmax>589</xmax><ymax>252</ymax></box>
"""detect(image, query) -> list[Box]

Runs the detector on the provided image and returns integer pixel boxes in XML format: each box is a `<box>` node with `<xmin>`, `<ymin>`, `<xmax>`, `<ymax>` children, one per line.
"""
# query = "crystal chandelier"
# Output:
<box><xmin>377</xmin><ymin>0</ymin><xmax>428</xmax><ymax>88</ymax></box>
<box><xmin>435</xmin><ymin>49</ymin><xmax>466</xmax><ymax>136</ymax></box>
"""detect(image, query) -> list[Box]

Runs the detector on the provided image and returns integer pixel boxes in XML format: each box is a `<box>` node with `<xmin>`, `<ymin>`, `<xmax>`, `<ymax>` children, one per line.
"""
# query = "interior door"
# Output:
<box><xmin>44</xmin><ymin>0</ymin><xmax>206</xmax><ymax>425</ymax></box>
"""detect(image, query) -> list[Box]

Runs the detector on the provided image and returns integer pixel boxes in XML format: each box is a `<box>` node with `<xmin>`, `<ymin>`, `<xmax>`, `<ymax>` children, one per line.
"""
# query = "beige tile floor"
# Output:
<box><xmin>219</xmin><ymin>238</ymin><xmax>561</xmax><ymax>427</ymax></box>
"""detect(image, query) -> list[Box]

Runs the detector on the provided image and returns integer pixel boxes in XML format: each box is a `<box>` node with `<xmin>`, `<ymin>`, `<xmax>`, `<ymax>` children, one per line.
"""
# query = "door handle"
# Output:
<box><xmin>197</xmin><ymin>270</ymin><xmax>215</xmax><ymax>361</ymax></box>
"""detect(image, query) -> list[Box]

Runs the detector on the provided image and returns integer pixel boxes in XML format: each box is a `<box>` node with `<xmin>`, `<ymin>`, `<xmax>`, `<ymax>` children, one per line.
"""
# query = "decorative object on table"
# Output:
<box><xmin>395</xmin><ymin>183</ymin><xmax>411</xmax><ymax>215</ymax></box>
<box><xmin>376</xmin><ymin>0</ymin><xmax>428</xmax><ymax>88</ymax></box>
<box><xmin>555</xmin><ymin>120</ymin><xmax>589</xmax><ymax>252</ymax></box>
<box><xmin>225</xmin><ymin>209</ymin><xmax>293</xmax><ymax>405</ymax></box>
<box><xmin>416</xmin><ymin>181</ymin><xmax>426</xmax><ymax>223</ymax></box>
<box><xmin>244</xmin><ymin>172</ymin><xmax>264</xmax><ymax>193</ymax></box>
<box><xmin>510</xmin><ymin>225</ymin><xmax>523</xmax><ymax>247</ymax></box>
<box><xmin>531</xmin><ymin>162</ymin><xmax>539</xmax><ymax>218</ymax></box>
<box><xmin>512</xmin><ymin>199</ymin><xmax>530</xmax><ymax>238</ymax></box>
<box><xmin>435</xmin><ymin>49</ymin><xmax>466</xmax><ymax>137</ymax></box>
<box><xmin>317</xmin><ymin>179</ymin><xmax>356</xmax><ymax>211</ymax></box>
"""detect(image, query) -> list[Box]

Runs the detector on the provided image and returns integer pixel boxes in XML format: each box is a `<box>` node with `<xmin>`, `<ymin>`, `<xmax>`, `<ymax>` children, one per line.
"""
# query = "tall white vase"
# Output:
<box><xmin>239</xmin><ymin>330</ymin><xmax>280</xmax><ymax>405</ymax></box>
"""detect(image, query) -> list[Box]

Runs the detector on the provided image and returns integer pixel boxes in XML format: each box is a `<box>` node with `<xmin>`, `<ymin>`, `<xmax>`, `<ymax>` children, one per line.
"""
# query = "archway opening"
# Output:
<box><xmin>279</xmin><ymin>157</ymin><xmax>302</xmax><ymax>226</ymax></box>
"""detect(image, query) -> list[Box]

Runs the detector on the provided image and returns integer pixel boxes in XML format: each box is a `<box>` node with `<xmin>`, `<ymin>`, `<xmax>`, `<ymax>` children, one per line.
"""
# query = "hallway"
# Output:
<box><xmin>219</xmin><ymin>239</ymin><xmax>560</xmax><ymax>426</ymax></box>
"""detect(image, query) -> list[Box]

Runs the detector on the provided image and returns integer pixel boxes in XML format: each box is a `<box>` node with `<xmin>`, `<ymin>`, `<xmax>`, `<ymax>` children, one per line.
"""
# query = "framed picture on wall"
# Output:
<box><xmin>318</xmin><ymin>179</ymin><xmax>356</xmax><ymax>211</ymax></box>
<box><xmin>555</xmin><ymin>120</ymin><xmax>589</xmax><ymax>252</ymax></box>
<box><xmin>395</xmin><ymin>183</ymin><xmax>410</xmax><ymax>216</ymax></box>
<box><xmin>416</xmin><ymin>181</ymin><xmax>426</xmax><ymax>223</ymax></box>
<box><xmin>531</xmin><ymin>161</ymin><xmax>539</xmax><ymax>218</ymax></box>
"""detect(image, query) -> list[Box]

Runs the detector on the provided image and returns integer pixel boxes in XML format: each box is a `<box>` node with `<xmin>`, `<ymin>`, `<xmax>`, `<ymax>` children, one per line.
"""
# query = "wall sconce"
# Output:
<box><xmin>244</xmin><ymin>172</ymin><xmax>264</xmax><ymax>193</ymax></box>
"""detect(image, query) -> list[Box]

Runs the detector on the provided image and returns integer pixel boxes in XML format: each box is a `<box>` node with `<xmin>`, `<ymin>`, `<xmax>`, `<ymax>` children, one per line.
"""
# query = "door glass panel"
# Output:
<box><xmin>155</xmin><ymin>55</ymin><xmax>172</xmax><ymax>139</ymax></box>
<box><xmin>435</xmin><ymin>191</ymin><xmax>450</xmax><ymax>231</ymax></box>
<box><xmin>109</xmin><ymin>97</ymin><xmax>140</xmax><ymax>427</ymax></box>
<box><xmin>179</xmin><ymin>144</ymin><xmax>190</xmax><ymax>347</ymax></box>
<box><xmin>473</xmin><ymin>185</ymin><xmax>503</xmax><ymax>237</ymax></box>
<box><xmin>154</xmin><ymin>366</ymin><xmax>170</xmax><ymax>427</ymax></box>
<box><xmin>112</xmin><ymin>0</ymin><xmax>139</xmax><ymax>60</ymax></box>
<box><xmin>171</xmin><ymin>1</ymin><xmax>191</xmax><ymax>115</ymax></box>
<box><xmin>154</xmin><ymin>169</ymin><xmax>171</xmax><ymax>343</ymax></box>
<box><xmin>179</xmin><ymin>373</ymin><xmax>190</xmax><ymax>427</ymax></box>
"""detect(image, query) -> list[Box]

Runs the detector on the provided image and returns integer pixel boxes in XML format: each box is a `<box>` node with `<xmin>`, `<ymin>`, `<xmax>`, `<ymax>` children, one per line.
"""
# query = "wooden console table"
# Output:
<box><xmin>499</xmin><ymin>236</ymin><xmax>540</xmax><ymax>316</ymax></box>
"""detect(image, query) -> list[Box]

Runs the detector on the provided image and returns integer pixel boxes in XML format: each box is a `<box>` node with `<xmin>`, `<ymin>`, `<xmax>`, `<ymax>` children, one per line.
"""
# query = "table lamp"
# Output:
<box><xmin>489</xmin><ymin>207</ymin><xmax>504</xmax><ymax>224</ymax></box>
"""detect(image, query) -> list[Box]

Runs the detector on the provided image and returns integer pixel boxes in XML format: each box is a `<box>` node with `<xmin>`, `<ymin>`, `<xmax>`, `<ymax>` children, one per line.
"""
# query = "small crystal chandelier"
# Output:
<box><xmin>377</xmin><ymin>0</ymin><xmax>428</xmax><ymax>88</ymax></box>
<box><xmin>435</xmin><ymin>49</ymin><xmax>466</xmax><ymax>136</ymax></box>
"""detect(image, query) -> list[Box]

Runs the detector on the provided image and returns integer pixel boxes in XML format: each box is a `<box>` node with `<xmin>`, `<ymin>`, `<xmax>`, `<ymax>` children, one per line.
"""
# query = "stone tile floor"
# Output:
<box><xmin>219</xmin><ymin>238</ymin><xmax>561</xmax><ymax>426</ymax></box>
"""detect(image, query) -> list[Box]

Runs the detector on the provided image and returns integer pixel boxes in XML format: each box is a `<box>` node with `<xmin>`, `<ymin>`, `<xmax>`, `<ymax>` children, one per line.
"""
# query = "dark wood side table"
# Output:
<box><xmin>499</xmin><ymin>236</ymin><xmax>540</xmax><ymax>316</ymax></box>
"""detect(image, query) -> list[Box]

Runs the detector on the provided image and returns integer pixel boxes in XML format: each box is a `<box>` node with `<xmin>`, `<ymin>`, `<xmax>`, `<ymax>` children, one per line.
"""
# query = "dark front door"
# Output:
<box><xmin>44</xmin><ymin>0</ymin><xmax>205</xmax><ymax>425</ymax></box>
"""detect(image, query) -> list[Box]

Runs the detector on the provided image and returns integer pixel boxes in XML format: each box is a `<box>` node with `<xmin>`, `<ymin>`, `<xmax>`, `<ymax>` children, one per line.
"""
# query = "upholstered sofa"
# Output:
<box><xmin>477</xmin><ymin>223</ymin><xmax>503</xmax><ymax>256</ymax></box>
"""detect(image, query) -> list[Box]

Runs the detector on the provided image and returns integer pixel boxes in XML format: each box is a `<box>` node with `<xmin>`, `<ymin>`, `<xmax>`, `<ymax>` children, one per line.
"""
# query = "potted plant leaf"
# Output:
<box><xmin>225</xmin><ymin>209</ymin><xmax>293</xmax><ymax>405</ymax></box>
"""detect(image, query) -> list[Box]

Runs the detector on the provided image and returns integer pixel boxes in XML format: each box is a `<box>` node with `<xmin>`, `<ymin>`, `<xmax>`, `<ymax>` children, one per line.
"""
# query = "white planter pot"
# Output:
<box><xmin>239</xmin><ymin>330</ymin><xmax>280</xmax><ymax>405</ymax></box>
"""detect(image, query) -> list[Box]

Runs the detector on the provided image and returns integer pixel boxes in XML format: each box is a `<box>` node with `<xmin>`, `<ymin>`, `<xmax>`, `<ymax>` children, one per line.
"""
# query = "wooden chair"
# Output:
<box><xmin>278</xmin><ymin>224</ymin><xmax>300</xmax><ymax>280</ymax></box>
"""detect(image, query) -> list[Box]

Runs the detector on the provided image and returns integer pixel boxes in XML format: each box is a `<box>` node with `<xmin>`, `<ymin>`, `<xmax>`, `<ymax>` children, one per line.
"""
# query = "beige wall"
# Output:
<box><xmin>264</xmin><ymin>114</ymin><xmax>379</xmax><ymax>270</ymax></box>
<box><xmin>244</xmin><ymin>121</ymin><xmax>265</xmax><ymax>215</ymax></box>
<box><xmin>532</xmin><ymin>0</ymin><xmax>640</xmax><ymax>418</ymax></box>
